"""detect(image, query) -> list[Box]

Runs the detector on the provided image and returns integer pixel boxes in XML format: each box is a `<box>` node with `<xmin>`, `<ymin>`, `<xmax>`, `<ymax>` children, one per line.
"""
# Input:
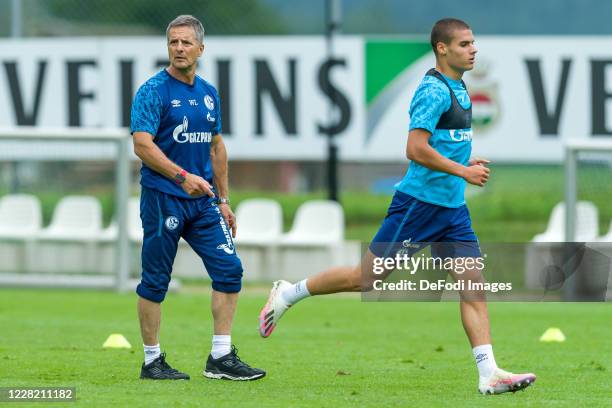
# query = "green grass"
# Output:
<box><xmin>1</xmin><ymin>288</ymin><xmax>610</xmax><ymax>407</ymax></box>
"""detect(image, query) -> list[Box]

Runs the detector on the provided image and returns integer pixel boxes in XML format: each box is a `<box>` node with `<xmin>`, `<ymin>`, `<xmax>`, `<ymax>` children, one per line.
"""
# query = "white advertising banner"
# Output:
<box><xmin>1</xmin><ymin>36</ymin><xmax>611</xmax><ymax>162</ymax></box>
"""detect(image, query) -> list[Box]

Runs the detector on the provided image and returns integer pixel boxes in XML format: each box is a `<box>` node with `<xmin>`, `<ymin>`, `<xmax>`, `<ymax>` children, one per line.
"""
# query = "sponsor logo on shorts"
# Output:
<box><xmin>165</xmin><ymin>216</ymin><xmax>179</xmax><ymax>231</ymax></box>
<box><xmin>403</xmin><ymin>238</ymin><xmax>420</xmax><ymax>248</ymax></box>
<box><xmin>217</xmin><ymin>215</ymin><xmax>235</xmax><ymax>255</ymax></box>
<box><xmin>396</xmin><ymin>238</ymin><xmax>419</xmax><ymax>256</ymax></box>
<box><xmin>217</xmin><ymin>243</ymin><xmax>235</xmax><ymax>255</ymax></box>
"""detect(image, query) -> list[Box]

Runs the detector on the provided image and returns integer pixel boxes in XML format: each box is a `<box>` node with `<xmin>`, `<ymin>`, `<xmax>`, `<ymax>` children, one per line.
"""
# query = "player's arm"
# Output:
<box><xmin>133</xmin><ymin>131</ymin><xmax>182</xmax><ymax>179</ymax></box>
<box><xmin>210</xmin><ymin>134</ymin><xmax>236</xmax><ymax>237</ymax></box>
<box><xmin>406</xmin><ymin>129</ymin><xmax>489</xmax><ymax>187</ymax></box>
<box><xmin>132</xmin><ymin>132</ymin><xmax>214</xmax><ymax>197</ymax></box>
<box><xmin>210</xmin><ymin>134</ymin><xmax>229</xmax><ymax>201</ymax></box>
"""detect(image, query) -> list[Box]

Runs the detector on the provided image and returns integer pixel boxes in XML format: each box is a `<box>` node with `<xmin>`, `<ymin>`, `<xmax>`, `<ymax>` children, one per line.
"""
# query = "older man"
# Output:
<box><xmin>131</xmin><ymin>14</ymin><xmax>265</xmax><ymax>381</ymax></box>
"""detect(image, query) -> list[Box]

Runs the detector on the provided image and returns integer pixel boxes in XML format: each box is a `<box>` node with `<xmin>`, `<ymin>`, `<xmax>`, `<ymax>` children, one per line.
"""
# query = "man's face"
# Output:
<box><xmin>440</xmin><ymin>29</ymin><xmax>477</xmax><ymax>72</ymax></box>
<box><xmin>167</xmin><ymin>26</ymin><xmax>204</xmax><ymax>71</ymax></box>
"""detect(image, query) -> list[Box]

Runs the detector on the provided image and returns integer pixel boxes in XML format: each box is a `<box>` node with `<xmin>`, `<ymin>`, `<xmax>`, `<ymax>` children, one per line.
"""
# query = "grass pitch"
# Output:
<box><xmin>0</xmin><ymin>288</ymin><xmax>610</xmax><ymax>407</ymax></box>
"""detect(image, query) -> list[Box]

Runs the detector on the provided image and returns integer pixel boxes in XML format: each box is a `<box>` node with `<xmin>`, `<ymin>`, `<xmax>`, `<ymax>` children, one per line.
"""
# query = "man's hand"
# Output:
<box><xmin>469</xmin><ymin>157</ymin><xmax>491</xmax><ymax>167</ymax></box>
<box><xmin>463</xmin><ymin>160</ymin><xmax>490</xmax><ymax>187</ymax></box>
<box><xmin>218</xmin><ymin>203</ymin><xmax>237</xmax><ymax>238</ymax></box>
<box><xmin>181</xmin><ymin>173</ymin><xmax>215</xmax><ymax>198</ymax></box>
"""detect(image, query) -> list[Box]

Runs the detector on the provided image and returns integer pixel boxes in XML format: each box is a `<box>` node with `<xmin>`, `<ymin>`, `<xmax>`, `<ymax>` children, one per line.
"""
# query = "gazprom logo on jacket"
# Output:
<box><xmin>449</xmin><ymin>129</ymin><xmax>473</xmax><ymax>142</ymax></box>
<box><xmin>172</xmin><ymin>115</ymin><xmax>213</xmax><ymax>144</ymax></box>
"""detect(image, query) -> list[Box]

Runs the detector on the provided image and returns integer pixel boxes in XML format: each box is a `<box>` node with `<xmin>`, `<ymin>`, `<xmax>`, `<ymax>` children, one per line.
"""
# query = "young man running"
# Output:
<box><xmin>259</xmin><ymin>18</ymin><xmax>535</xmax><ymax>395</ymax></box>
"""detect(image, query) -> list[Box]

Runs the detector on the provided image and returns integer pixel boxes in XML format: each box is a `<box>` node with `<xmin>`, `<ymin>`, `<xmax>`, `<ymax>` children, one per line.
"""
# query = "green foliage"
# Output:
<box><xmin>468</xmin><ymin>164</ymin><xmax>612</xmax><ymax>240</ymax></box>
<box><xmin>45</xmin><ymin>0</ymin><xmax>288</xmax><ymax>35</ymax></box>
<box><xmin>5</xmin><ymin>165</ymin><xmax>612</xmax><ymax>243</ymax></box>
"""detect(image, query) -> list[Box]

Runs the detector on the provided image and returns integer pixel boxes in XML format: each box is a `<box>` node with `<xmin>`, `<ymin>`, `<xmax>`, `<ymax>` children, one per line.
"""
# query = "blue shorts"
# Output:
<box><xmin>370</xmin><ymin>190</ymin><xmax>481</xmax><ymax>259</ymax></box>
<box><xmin>136</xmin><ymin>187</ymin><xmax>243</xmax><ymax>303</ymax></box>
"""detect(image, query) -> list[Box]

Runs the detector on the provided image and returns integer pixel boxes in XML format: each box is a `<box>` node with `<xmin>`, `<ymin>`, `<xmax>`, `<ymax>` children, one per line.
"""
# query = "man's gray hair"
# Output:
<box><xmin>166</xmin><ymin>15</ymin><xmax>205</xmax><ymax>44</ymax></box>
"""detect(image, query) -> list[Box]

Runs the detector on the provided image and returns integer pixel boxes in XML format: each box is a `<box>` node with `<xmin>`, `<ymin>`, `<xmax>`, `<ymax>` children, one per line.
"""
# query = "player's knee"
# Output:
<box><xmin>211</xmin><ymin>260</ymin><xmax>243</xmax><ymax>293</ymax></box>
<box><xmin>212</xmin><ymin>280</ymin><xmax>242</xmax><ymax>293</ymax></box>
<box><xmin>460</xmin><ymin>290</ymin><xmax>487</xmax><ymax>302</ymax></box>
<box><xmin>136</xmin><ymin>282</ymin><xmax>168</xmax><ymax>303</ymax></box>
<box><xmin>360</xmin><ymin>281</ymin><xmax>377</xmax><ymax>292</ymax></box>
<box><xmin>137</xmin><ymin>266</ymin><xmax>172</xmax><ymax>302</ymax></box>
<box><xmin>359</xmin><ymin>276</ymin><xmax>377</xmax><ymax>292</ymax></box>
<box><xmin>359</xmin><ymin>260</ymin><xmax>395</xmax><ymax>292</ymax></box>
<box><xmin>457</xmin><ymin>271</ymin><xmax>487</xmax><ymax>301</ymax></box>
<box><xmin>348</xmin><ymin>266</ymin><xmax>377</xmax><ymax>292</ymax></box>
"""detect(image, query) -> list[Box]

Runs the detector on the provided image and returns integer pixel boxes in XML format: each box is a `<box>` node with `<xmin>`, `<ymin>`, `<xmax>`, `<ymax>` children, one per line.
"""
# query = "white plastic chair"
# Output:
<box><xmin>128</xmin><ymin>197</ymin><xmax>143</xmax><ymax>241</ymax></box>
<box><xmin>532</xmin><ymin>201</ymin><xmax>599</xmax><ymax>242</ymax></box>
<box><xmin>278</xmin><ymin>200</ymin><xmax>345</xmax><ymax>281</ymax></box>
<box><xmin>34</xmin><ymin>196</ymin><xmax>103</xmax><ymax>273</ymax></box>
<box><xmin>596</xmin><ymin>220</ymin><xmax>612</xmax><ymax>242</ymax></box>
<box><xmin>98</xmin><ymin>196</ymin><xmax>143</xmax><ymax>274</ymax></box>
<box><xmin>526</xmin><ymin>201</ymin><xmax>599</xmax><ymax>289</ymax></box>
<box><xmin>234</xmin><ymin>199</ymin><xmax>283</xmax><ymax>244</ymax></box>
<box><xmin>281</xmin><ymin>200</ymin><xmax>344</xmax><ymax>244</ymax></box>
<box><xmin>0</xmin><ymin>194</ymin><xmax>42</xmax><ymax>237</ymax></box>
<box><xmin>0</xmin><ymin>194</ymin><xmax>42</xmax><ymax>272</ymax></box>
<box><xmin>231</xmin><ymin>199</ymin><xmax>283</xmax><ymax>281</ymax></box>
<box><xmin>100</xmin><ymin>196</ymin><xmax>143</xmax><ymax>241</ymax></box>
<box><xmin>39</xmin><ymin>196</ymin><xmax>102</xmax><ymax>239</ymax></box>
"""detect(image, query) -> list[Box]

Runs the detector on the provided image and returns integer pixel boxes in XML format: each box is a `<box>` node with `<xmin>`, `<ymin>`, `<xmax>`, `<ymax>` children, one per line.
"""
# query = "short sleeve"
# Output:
<box><xmin>130</xmin><ymin>83</ymin><xmax>162</xmax><ymax>136</ymax></box>
<box><xmin>408</xmin><ymin>79</ymin><xmax>451</xmax><ymax>134</ymax></box>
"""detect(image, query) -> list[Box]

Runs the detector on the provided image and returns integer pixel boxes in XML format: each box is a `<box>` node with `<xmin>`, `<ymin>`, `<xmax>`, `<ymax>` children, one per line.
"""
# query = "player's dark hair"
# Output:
<box><xmin>166</xmin><ymin>15</ymin><xmax>205</xmax><ymax>44</ymax></box>
<box><xmin>430</xmin><ymin>18</ymin><xmax>471</xmax><ymax>55</ymax></box>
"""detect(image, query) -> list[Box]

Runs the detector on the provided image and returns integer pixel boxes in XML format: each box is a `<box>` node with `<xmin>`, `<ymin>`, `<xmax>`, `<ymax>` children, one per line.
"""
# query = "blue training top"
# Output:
<box><xmin>395</xmin><ymin>71</ymin><xmax>473</xmax><ymax>208</ymax></box>
<box><xmin>130</xmin><ymin>69</ymin><xmax>222</xmax><ymax>199</ymax></box>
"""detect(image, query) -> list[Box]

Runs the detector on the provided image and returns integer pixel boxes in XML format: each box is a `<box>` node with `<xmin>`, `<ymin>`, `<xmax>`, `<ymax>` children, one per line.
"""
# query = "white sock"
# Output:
<box><xmin>473</xmin><ymin>344</ymin><xmax>498</xmax><ymax>379</ymax></box>
<box><xmin>211</xmin><ymin>335</ymin><xmax>231</xmax><ymax>359</ymax></box>
<box><xmin>143</xmin><ymin>343</ymin><xmax>161</xmax><ymax>365</ymax></box>
<box><xmin>281</xmin><ymin>279</ymin><xmax>311</xmax><ymax>305</ymax></box>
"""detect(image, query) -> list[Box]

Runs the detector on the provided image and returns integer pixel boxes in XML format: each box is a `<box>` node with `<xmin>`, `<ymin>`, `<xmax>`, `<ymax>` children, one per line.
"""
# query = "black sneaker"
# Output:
<box><xmin>203</xmin><ymin>346</ymin><xmax>266</xmax><ymax>381</ymax></box>
<box><xmin>140</xmin><ymin>352</ymin><xmax>190</xmax><ymax>380</ymax></box>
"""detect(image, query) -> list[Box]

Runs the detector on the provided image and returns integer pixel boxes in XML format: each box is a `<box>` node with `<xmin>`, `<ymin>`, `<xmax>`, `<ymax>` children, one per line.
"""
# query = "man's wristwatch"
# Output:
<box><xmin>216</xmin><ymin>197</ymin><xmax>230</xmax><ymax>205</ymax></box>
<box><xmin>173</xmin><ymin>169</ymin><xmax>187</xmax><ymax>185</ymax></box>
